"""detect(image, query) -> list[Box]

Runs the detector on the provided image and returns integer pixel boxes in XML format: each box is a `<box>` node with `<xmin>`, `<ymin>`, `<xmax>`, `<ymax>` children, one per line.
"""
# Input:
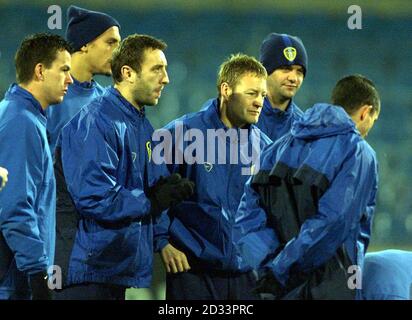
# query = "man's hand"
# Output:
<box><xmin>0</xmin><ymin>167</ymin><xmax>8</xmax><ymax>191</ymax></box>
<box><xmin>160</xmin><ymin>243</ymin><xmax>191</xmax><ymax>273</ymax></box>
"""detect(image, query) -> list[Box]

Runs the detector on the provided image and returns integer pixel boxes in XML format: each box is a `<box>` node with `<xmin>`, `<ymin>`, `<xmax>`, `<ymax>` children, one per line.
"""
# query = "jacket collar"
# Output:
<box><xmin>262</xmin><ymin>97</ymin><xmax>296</xmax><ymax>118</ymax></box>
<box><xmin>107</xmin><ymin>86</ymin><xmax>146</xmax><ymax>120</ymax></box>
<box><xmin>203</xmin><ymin>98</ymin><xmax>226</xmax><ymax>130</ymax></box>
<box><xmin>71</xmin><ymin>76</ymin><xmax>98</xmax><ymax>90</ymax></box>
<box><xmin>6</xmin><ymin>83</ymin><xmax>46</xmax><ymax>120</ymax></box>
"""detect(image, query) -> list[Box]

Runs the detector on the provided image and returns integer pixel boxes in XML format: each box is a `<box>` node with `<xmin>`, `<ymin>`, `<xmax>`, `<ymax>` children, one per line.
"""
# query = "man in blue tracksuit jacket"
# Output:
<box><xmin>153</xmin><ymin>54</ymin><xmax>274</xmax><ymax>300</ymax></box>
<box><xmin>54</xmin><ymin>34</ymin><xmax>194</xmax><ymax>300</ymax></box>
<box><xmin>236</xmin><ymin>75</ymin><xmax>380</xmax><ymax>300</ymax></box>
<box><xmin>46</xmin><ymin>5</ymin><xmax>121</xmax><ymax>154</ymax></box>
<box><xmin>362</xmin><ymin>250</ymin><xmax>412</xmax><ymax>300</ymax></box>
<box><xmin>0</xmin><ymin>34</ymin><xmax>73</xmax><ymax>300</ymax></box>
<box><xmin>256</xmin><ymin>33</ymin><xmax>307</xmax><ymax>142</ymax></box>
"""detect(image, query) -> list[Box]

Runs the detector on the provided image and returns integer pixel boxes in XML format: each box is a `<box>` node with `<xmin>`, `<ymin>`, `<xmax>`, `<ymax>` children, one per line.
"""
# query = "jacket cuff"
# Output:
<box><xmin>153</xmin><ymin>237</ymin><xmax>169</xmax><ymax>253</ymax></box>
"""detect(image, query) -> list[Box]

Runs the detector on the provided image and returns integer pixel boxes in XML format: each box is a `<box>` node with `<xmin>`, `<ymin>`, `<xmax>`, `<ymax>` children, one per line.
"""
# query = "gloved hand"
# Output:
<box><xmin>254</xmin><ymin>270</ymin><xmax>285</xmax><ymax>299</ymax></box>
<box><xmin>29</xmin><ymin>271</ymin><xmax>52</xmax><ymax>300</ymax></box>
<box><xmin>147</xmin><ymin>173</ymin><xmax>195</xmax><ymax>216</ymax></box>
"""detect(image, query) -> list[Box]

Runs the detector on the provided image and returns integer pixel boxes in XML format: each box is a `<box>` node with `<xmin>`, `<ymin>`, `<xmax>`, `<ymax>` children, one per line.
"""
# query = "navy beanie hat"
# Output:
<box><xmin>259</xmin><ymin>32</ymin><xmax>308</xmax><ymax>76</ymax></box>
<box><xmin>66</xmin><ymin>5</ymin><xmax>120</xmax><ymax>52</ymax></box>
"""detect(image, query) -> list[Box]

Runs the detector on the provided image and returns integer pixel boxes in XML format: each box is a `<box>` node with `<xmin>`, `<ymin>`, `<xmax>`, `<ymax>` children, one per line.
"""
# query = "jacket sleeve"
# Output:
<box><xmin>151</xmin><ymin>122</ymin><xmax>183</xmax><ymax>252</ymax></box>
<box><xmin>358</xmin><ymin>159</ymin><xmax>378</xmax><ymax>255</ymax></box>
<box><xmin>0</xmin><ymin>117</ymin><xmax>49</xmax><ymax>274</ymax></box>
<box><xmin>266</xmin><ymin>147</ymin><xmax>377</xmax><ymax>285</ymax></box>
<box><xmin>153</xmin><ymin>211</ymin><xmax>171</xmax><ymax>252</ymax></box>
<box><xmin>61</xmin><ymin>114</ymin><xmax>151</xmax><ymax>223</ymax></box>
<box><xmin>233</xmin><ymin>176</ymin><xmax>280</xmax><ymax>270</ymax></box>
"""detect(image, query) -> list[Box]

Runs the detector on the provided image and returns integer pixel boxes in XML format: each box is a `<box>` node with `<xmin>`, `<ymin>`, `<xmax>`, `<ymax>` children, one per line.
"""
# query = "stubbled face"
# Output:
<box><xmin>42</xmin><ymin>49</ymin><xmax>73</xmax><ymax>106</ymax></box>
<box><xmin>85</xmin><ymin>26</ymin><xmax>121</xmax><ymax>76</ymax></box>
<box><xmin>132</xmin><ymin>48</ymin><xmax>170</xmax><ymax>107</ymax></box>
<box><xmin>358</xmin><ymin>107</ymin><xmax>379</xmax><ymax>138</ymax></box>
<box><xmin>267</xmin><ymin>64</ymin><xmax>304</xmax><ymax>104</ymax></box>
<box><xmin>226</xmin><ymin>73</ymin><xmax>267</xmax><ymax>127</ymax></box>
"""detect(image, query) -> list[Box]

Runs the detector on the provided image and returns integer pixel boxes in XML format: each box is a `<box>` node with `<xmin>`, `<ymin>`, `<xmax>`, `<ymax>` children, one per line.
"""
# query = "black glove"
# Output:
<box><xmin>29</xmin><ymin>271</ymin><xmax>52</xmax><ymax>300</ymax></box>
<box><xmin>254</xmin><ymin>270</ymin><xmax>285</xmax><ymax>299</ymax></box>
<box><xmin>147</xmin><ymin>173</ymin><xmax>195</xmax><ymax>216</ymax></box>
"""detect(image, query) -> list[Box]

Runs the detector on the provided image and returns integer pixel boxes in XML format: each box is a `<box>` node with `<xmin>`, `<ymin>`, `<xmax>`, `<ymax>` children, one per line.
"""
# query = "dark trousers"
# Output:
<box><xmin>53</xmin><ymin>283</ymin><xmax>126</xmax><ymax>300</ymax></box>
<box><xmin>166</xmin><ymin>269</ymin><xmax>260</xmax><ymax>300</ymax></box>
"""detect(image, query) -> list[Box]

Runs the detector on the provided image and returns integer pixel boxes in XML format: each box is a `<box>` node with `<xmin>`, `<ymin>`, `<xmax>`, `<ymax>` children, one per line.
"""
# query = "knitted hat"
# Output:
<box><xmin>65</xmin><ymin>5</ymin><xmax>120</xmax><ymax>52</ymax></box>
<box><xmin>259</xmin><ymin>32</ymin><xmax>308</xmax><ymax>76</ymax></box>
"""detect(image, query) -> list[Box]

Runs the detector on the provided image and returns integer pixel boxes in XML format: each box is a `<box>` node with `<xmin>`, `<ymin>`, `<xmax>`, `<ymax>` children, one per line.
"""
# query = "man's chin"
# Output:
<box><xmin>137</xmin><ymin>99</ymin><xmax>158</xmax><ymax>108</ymax></box>
<box><xmin>283</xmin><ymin>92</ymin><xmax>296</xmax><ymax>99</ymax></box>
<box><xmin>49</xmin><ymin>96</ymin><xmax>64</xmax><ymax>106</ymax></box>
<box><xmin>281</xmin><ymin>88</ymin><xmax>298</xmax><ymax>97</ymax></box>
<box><xmin>245</xmin><ymin>116</ymin><xmax>259</xmax><ymax>125</ymax></box>
<box><xmin>146</xmin><ymin>99</ymin><xmax>158</xmax><ymax>107</ymax></box>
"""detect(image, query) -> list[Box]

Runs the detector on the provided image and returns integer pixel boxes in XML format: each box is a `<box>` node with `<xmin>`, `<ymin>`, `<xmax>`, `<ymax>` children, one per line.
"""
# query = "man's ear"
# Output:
<box><xmin>120</xmin><ymin>65</ymin><xmax>134</xmax><ymax>83</ymax></box>
<box><xmin>360</xmin><ymin>105</ymin><xmax>373</xmax><ymax>121</ymax></box>
<box><xmin>34</xmin><ymin>63</ymin><xmax>45</xmax><ymax>81</ymax></box>
<box><xmin>220</xmin><ymin>82</ymin><xmax>232</xmax><ymax>100</ymax></box>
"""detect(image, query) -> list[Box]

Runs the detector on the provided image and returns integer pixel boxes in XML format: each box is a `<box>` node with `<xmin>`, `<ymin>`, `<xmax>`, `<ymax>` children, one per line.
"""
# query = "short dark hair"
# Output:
<box><xmin>217</xmin><ymin>53</ymin><xmax>267</xmax><ymax>94</ymax></box>
<box><xmin>111</xmin><ymin>34</ymin><xmax>167</xmax><ymax>83</ymax></box>
<box><xmin>331</xmin><ymin>74</ymin><xmax>380</xmax><ymax>115</ymax></box>
<box><xmin>15</xmin><ymin>33</ymin><xmax>72</xmax><ymax>84</ymax></box>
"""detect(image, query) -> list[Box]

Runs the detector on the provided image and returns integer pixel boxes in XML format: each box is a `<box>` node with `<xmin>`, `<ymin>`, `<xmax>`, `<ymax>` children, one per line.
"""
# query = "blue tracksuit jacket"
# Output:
<box><xmin>236</xmin><ymin>103</ymin><xmax>378</xmax><ymax>299</ymax></box>
<box><xmin>153</xmin><ymin>98</ymin><xmax>272</xmax><ymax>272</ymax></box>
<box><xmin>362</xmin><ymin>250</ymin><xmax>412</xmax><ymax>300</ymax></box>
<box><xmin>0</xmin><ymin>84</ymin><xmax>56</xmax><ymax>299</ymax></box>
<box><xmin>46</xmin><ymin>77</ymin><xmax>105</xmax><ymax>154</ymax></box>
<box><xmin>58</xmin><ymin>86</ymin><xmax>167</xmax><ymax>288</ymax></box>
<box><xmin>256</xmin><ymin>97</ymin><xmax>303</xmax><ymax>142</ymax></box>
